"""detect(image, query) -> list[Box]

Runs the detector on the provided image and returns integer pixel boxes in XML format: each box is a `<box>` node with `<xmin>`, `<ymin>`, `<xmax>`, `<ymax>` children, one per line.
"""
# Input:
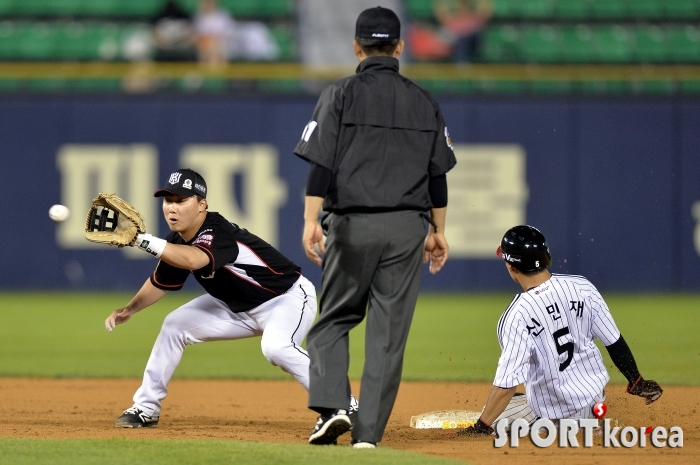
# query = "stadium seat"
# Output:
<box><xmin>530</xmin><ymin>80</ymin><xmax>572</xmax><ymax>94</ymax></box>
<box><xmin>666</xmin><ymin>26</ymin><xmax>700</xmax><ymax>63</ymax></box>
<box><xmin>82</xmin><ymin>0</ymin><xmax>122</xmax><ymax>17</ymax></box>
<box><xmin>664</xmin><ymin>0</ymin><xmax>700</xmax><ymax>19</ymax></box>
<box><xmin>520</xmin><ymin>0</ymin><xmax>554</xmax><ymax>19</ymax></box>
<box><xmin>269</xmin><ymin>25</ymin><xmax>296</xmax><ymax>61</ymax></box>
<box><xmin>492</xmin><ymin>0</ymin><xmax>520</xmax><ymax>19</ymax></box>
<box><xmin>595</xmin><ymin>25</ymin><xmax>633</xmax><ymax>63</ymax></box>
<box><xmin>54</xmin><ymin>23</ymin><xmax>121</xmax><ymax>61</ymax></box>
<box><xmin>561</xmin><ymin>25</ymin><xmax>596</xmax><ymax>63</ymax></box>
<box><xmin>16</xmin><ymin>23</ymin><xmax>58</xmax><ymax>60</ymax></box>
<box><xmin>405</xmin><ymin>0</ymin><xmax>434</xmax><ymax>19</ymax></box>
<box><xmin>630</xmin><ymin>0</ymin><xmax>664</xmax><ymax>19</ymax></box>
<box><xmin>554</xmin><ymin>0</ymin><xmax>591</xmax><ymax>20</ymax></box>
<box><xmin>590</xmin><ymin>0</ymin><xmax>629</xmax><ymax>19</ymax></box>
<box><xmin>0</xmin><ymin>22</ymin><xmax>21</xmax><ymax>59</ymax></box>
<box><xmin>481</xmin><ymin>25</ymin><xmax>520</xmax><ymax>62</ymax></box>
<box><xmin>520</xmin><ymin>25</ymin><xmax>561</xmax><ymax>63</ymax></box>
<box><xmin>633</xmin><ymin>80</ymin><xmax>674</xmax><ymax>94</ymax></box>
<box><xmin>633</xmin><ymin>26</ymin><xmax>667</xmax><ymax>63</ymax></box>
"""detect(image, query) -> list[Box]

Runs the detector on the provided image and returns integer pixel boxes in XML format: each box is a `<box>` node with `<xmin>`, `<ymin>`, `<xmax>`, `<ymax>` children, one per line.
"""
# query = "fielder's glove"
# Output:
<box><xmin>626</xmin><ymin>375</ymin><xmax>663</xmax><ymax>405</ymax></box>
<box><xmin>85</xmin><ymin>193</ymin><xmax>146</xmax><ymax>247</ymax></box>
<box><xmin>457</xmin><ymin>418</ymin><xmax>493</xmax><ymax>437</ymax></box>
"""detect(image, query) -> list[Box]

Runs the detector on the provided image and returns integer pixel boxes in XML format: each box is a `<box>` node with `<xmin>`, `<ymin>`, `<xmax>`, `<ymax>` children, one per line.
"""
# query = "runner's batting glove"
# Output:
<box><xmin>626</xmin><ymin>376</ymin><xmax>663</xmax><ymax>405</ymax></box>
<box><xmin>457</xmin><ymin>418</ymin><xmax>493</xmax><ymax>437</ymax></box>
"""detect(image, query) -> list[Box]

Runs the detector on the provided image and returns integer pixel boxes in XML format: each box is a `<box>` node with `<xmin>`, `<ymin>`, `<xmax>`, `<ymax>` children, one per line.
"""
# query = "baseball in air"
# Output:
<box><xmin>49</xmin><ymin>204</ymin><xmax>70</xmax><ymax>222</ymax></box>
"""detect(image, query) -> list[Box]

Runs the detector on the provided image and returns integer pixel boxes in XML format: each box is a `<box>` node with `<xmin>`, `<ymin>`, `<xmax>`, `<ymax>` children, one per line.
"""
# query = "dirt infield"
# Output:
<box><xmin>0</xmin><ymin>378</ymin><xmax>696</xmax><ymax>464</ymax></box>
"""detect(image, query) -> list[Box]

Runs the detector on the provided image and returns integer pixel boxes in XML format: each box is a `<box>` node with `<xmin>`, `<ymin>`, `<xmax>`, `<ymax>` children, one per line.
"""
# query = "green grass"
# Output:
<box><xmin>0</xmin><ymin>292</ymin><xmax>697</xmax><ymax>385</ymax></box>
<box><xmin>0</xmin><ymin>438</ymin><xmax>462</xmax><ymax>465</ymax></box>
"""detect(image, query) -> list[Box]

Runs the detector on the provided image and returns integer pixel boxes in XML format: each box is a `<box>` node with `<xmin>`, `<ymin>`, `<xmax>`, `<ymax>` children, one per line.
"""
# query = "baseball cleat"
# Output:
<box><xmin>309</xmin><ymin>409</ymin><xmax>351</xmax><ymax>445</ymax></box>
<box><xmin>348</xmin><ymin>396</ymin><xmax>359</xmax><ymax>430</ymax></box>
<box><xmin>114</xmin><ymin>405</ymin><xmax>159</xmax><ymax>428</ymax></box>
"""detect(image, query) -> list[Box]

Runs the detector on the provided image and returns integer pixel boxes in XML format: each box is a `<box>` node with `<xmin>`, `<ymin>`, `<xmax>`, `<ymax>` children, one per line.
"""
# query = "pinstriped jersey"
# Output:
<box><xmin>493</xmin><ymin>273</ymin><xmax>621</xmax><ymax>419</ymax></box>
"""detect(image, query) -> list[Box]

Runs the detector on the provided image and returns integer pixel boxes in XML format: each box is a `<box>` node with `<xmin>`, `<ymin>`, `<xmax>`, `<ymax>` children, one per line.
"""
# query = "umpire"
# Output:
<box><xmin>294</xmin><ymin>6</ymin><xmax>457</xmax><ymax>448</ymax></box>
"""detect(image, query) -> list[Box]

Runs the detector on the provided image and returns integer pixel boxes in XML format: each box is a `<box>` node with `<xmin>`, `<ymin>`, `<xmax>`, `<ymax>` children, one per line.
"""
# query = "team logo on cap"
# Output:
<box><xmin>183</xmin><ymin>179</ymin><xmax>193</xmax><ymax>190</ymax></box>
<box><xmin>168</xmin><ymin>172</ymin><xmax>182</xmax><ymax>185</ymax></box>
<box><xmin>372</xmin><ymin>33</ymin><xmax>390</xmax><ymax>38</ymax></box>
<box><xmin>195</xmin><ymin>183</ymin><xmax>206</xmax><ymax>194</ymax></box>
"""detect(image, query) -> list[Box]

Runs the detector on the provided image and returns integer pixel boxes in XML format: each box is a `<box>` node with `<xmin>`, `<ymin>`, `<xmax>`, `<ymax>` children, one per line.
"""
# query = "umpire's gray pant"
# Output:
<box><xmin>307</xmin><ymin>210</ymin><xmax>426</xmax><ymax>444</ymax></box>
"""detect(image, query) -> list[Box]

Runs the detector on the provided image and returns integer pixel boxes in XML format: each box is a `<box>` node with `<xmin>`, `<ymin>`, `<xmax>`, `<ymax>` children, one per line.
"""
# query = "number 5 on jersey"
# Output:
<box><xmin>553</xmin><ymin>327</ymin><xmax>574</xmax><ymax>371</ymax></box>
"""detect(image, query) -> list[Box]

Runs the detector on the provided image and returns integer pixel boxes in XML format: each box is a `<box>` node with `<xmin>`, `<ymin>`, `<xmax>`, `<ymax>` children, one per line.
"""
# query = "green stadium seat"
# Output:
<box><xmin>27</xmin><ymin>78</ymin><xmax>69</xmax><ymax>92</ymax></box>
<box><xmin>481</xmin><ymin>25</ymin><xmax>520</xmax><ymax>62</ymax></box>
<box><xmin>520</xmin><ymin>0</ymin><xmax>555</xmax><ymax>19</ymax></box>
<box><xmin>492</xmin><ymin>0</ymin><xmax>520</xmax><ymax>19</ymax></box>
<box><xmin>0</xmin><ymin>22</ymin><xmax>20</xmax><ymax>59</ymax></box>
<box><xmin>54</xmin><ymin>23</ymin><xmax>121</xmax><ymax>60</ymax></box>
<box><xmin>681</xmin><ymin>80</ymin><xmax>700</xmax><ymax>94</ymax></box>
<box><xmin>220</xmin><ymin>0</ymin><xmax>293</xmax><ymax>18</ymax></box>
<box><xmin>0</xmin><ymin>79</ymin><xmax>22</xmax><ymax>92</ymax></box>
<box><xmin>82</xmin><ymin>0</ymin><xmax>122</xmax><ymax>17</ymax></box>
<box><xmin>16</xmin><ymin>23</ymin><xmax>58</xmax><ymax>60</ymax></box>
<box><xmin>479</xmin><ymin>79</ymin><xmax>525</xmax><ymax>93</ymax></box>
<box><xmin>632</xmin><ymin>80</ymin><xmax>674</xmax><ymax>94</ymax></box>
<box><xmin>590</xmin><ymin>0</ymin><xmax>629</xmax><ymax>19</ymax></box>
<box><xmin>666</xmin><ymin>26</ymin><xmax>700</xmax><ymax>62</ymax></box>
<box><xmin>118</xmin><ymin>0</ymin><xmax>162</xmax><ymax>18</ymax></box>
<box><xmin>269</xmin><ymin>25</ymin><xmax>296</xmax><ymax>61</ymax></box>
<box><xmin>561</xmin><ymin>25</ymin><xmax>596</xmax><ymax>63</ymax></box>
<box><xmin>633</xmin><ymin>26</ymin><xmax>667</xmax><ymax>63</ymax></box>
<box><xmin>595</xmin><ymin>25</ymin><xmax>633</xmax><ymax>63</ymax></box>
<box><xmin>630</xmin><ymin>0</ymin><xmax>664</xmax><ymax>19</ymax></box>
<box><xmin>664</xmin><ymin>0</ymin><xmax>700</xmax><ymax>19</ymax></box>
<box><xmin>520</xmin><ymin>25</ymin><xmax>561</xmax><ymax>63</ymax></box>
<box><xmin>580</xmin><ymin>80</ymin><xmax>630</xmax><ymax>94</ymax></box>
<box><xmin>43</xmin><ymin>0</ymin><xmax>85</xmax><ymax>16</ymax></box>
<box><xmin>405</xmin><ymin>0</ymin><xmax>434</xmax><ymax>19</ymax></box>
<box><xmin>73</xmin><ymin>78</ymin><xmax>122</xmax><ymax>92</ymax></box>
<box><xmin>553</xmin><ymin>0</ymin><xmax>591</xmax><ymax>19</ymax></box>
<box><xmin>530</xmin><ymin>80</ymin><xmax>572</xmax><ymax>94</ymax></box>
<box><xmin>258</xmin><ymin>79</ymin><xmax>303</xmax><ymax>93</ymax></box>
<box><xmin>0</xmin><ymin>0</ymin><xmax>16</xmax><ymax>15</ymax></box>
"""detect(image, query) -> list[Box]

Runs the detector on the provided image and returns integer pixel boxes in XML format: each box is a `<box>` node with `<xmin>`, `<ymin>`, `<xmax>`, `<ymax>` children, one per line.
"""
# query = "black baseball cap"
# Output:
<box><xmin>154</xmin><ymin>168</ymin><xmax>207</xmax><ymax>198</ymax></box>
<box><xmin>496</xmin><ymin>225</ymin><xmax>552</xmax><ymax>273</ymax></box>
<box><xmin>355</xmin><ymin>6</ymin><xmax>400</xmax><ymax>40</ymax></box>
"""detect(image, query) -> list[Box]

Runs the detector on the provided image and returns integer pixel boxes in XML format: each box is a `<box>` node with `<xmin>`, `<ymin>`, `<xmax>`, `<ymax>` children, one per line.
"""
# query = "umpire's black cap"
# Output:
<box><xmin>497</xmin><ymin>225</ymin><xmax>552</xmax><ymax>273</ymax></box>
<box><xmin>154</xmin><ymin>168</ymin><xmax>207</xmax><ymax>198</ymax></box>
<box><xmin>355</xmin><ymin>6</ymin><xmax>401</xmax><ymax>40</ymax></box>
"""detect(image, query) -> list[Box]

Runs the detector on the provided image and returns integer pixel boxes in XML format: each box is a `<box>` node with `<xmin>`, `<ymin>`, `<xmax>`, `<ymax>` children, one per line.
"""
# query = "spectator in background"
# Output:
<box><xmin>434</xmin><ymin>0</ymin><xmax>492</xmax><ymax>63</ymax></box>
<box><xmin>152</xmin><ymin>0</ymin><xmax>197</xmax><ymax>61</ymax></box>
<box><xmin>194</xmin><ymin>0</ymin><xmax>235</xmax><ymax>66</ymax></box>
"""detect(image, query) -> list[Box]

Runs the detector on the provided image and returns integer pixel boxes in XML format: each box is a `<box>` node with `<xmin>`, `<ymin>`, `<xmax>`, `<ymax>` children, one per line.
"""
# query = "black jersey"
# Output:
<box><xmin>150</xmin><ymin>212</ymin><xmax>301</xmax><ymax>312</ymax></box>
<box><xmin>294</xmin><ymin>56</ymin><xmax>456</xmax><ymax>213</ymax></box>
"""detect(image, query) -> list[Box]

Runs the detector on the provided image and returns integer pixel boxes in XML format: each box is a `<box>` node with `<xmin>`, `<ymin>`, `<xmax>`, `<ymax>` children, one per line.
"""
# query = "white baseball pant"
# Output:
<box><xmin>132</xmin><ymin>275</ymin><xmax>317</xmax><ymax>417</ymax></box>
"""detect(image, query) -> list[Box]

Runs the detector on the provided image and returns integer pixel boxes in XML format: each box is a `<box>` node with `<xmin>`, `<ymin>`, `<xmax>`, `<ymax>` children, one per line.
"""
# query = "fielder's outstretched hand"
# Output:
<box><xmin>423</xmin><ymin>233</ymin><xmax>449</xmax><ymax>274</ymax></box>
<box><xmin>627</xmin><ymin>376</ymin><xmax>663</xmax><ymax>405</ymax></box>
<box><xmin>105</xmin><ymin>308</ymin><xmax>135</xmax><ymax>332</ymax></box>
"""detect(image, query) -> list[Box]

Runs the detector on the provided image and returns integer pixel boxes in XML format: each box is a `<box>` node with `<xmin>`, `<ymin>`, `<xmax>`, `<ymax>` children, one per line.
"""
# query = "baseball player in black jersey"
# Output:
<box><xmin>459</xmin><ymin>225</ymin><xmax>663</xmax><ymax>437</ymax></box>
<box><xmin>106</xmin><ymin>169</ymin><xmax>331</xmax><ymax>428</ymax></box>
<box><xmin>295</xmin><ymin>7</ymin><xmax>456</xmax><ymax>448</ymax></box>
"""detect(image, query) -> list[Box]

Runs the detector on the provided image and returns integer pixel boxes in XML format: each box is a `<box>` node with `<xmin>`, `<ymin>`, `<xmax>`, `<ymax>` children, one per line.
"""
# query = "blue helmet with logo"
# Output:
<box><xmin>496</xmin><ymin>225</ymin><xmax>552</xmax><ymax>273</ymax></box>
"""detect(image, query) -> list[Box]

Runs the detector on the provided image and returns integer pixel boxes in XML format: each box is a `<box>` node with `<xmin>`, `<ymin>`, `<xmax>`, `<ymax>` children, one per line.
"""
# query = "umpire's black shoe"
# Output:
<box><xmin>309</xmin><ymin>409</ymin><xmax>351</xmax><ymax>445</ymax></box>
<box><xmin>114</xmin><ymin>406</ymin><xmax>159</xmax><ymax>428</ymax></box>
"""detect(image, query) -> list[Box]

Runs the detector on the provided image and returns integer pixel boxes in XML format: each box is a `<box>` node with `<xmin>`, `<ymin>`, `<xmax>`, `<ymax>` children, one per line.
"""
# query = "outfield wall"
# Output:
<box><xmin>1</xmin><ymin>96</ymin><xmax>699</xmax><ymax>292</ymax></box>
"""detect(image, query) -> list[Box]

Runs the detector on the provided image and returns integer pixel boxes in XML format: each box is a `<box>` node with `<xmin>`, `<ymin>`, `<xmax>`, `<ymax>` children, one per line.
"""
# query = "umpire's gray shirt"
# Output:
<box><xmin>294</xmin><ymin>56</ymin><xmax>456</xmax><ymax>213</ymax></box>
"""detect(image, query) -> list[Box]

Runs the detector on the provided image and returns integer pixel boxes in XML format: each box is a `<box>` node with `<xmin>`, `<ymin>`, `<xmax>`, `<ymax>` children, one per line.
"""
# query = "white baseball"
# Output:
<box><xmin>49</xmin><ymin>204</ymin><xmax>70</xmax><ymax>222</ymax></box>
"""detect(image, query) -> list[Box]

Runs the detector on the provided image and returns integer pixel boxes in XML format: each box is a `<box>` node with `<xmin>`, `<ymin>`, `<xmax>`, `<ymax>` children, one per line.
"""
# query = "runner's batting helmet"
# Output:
<box><xmin>497</xmin><ymin>225</ymin><xmax>552</xmax><ymax>273</ymax></box>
